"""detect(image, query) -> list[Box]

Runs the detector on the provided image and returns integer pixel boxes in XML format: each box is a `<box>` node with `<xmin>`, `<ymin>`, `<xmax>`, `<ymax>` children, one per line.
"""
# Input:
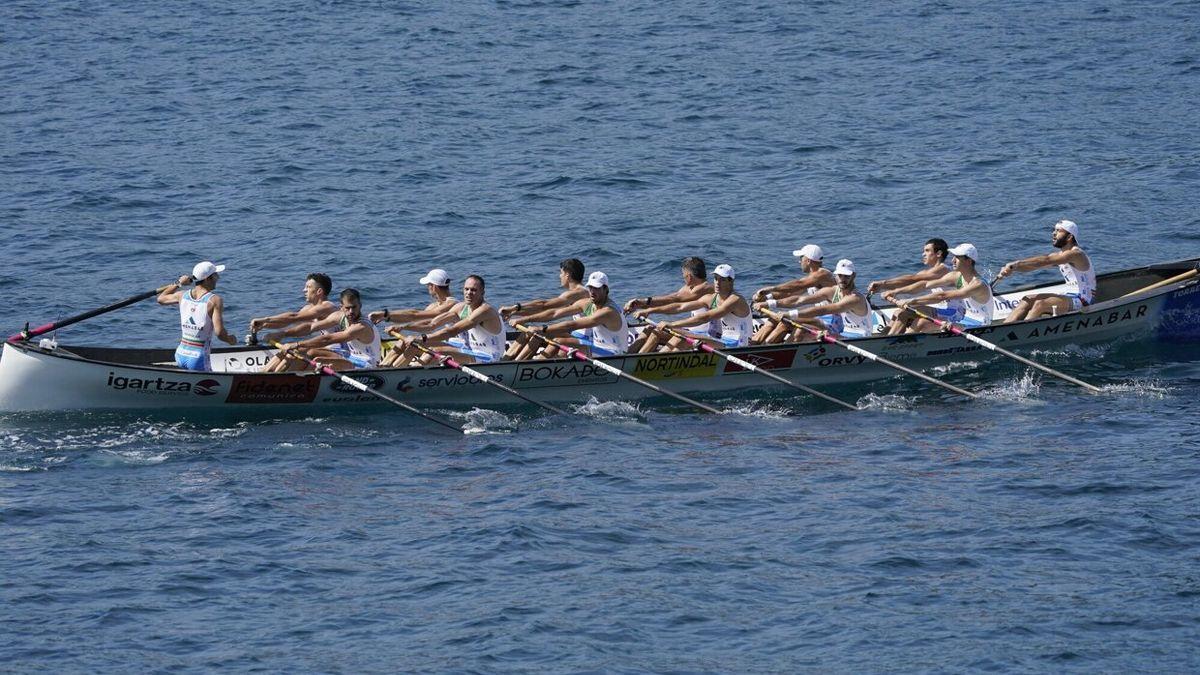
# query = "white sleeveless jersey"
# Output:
<box><xmin>711</xmin><ymin>295</ymin><xmax>754</xmax><ymax>347</ymax></box>
<box><xmin>457</xmin><ymin>305</ymin><xmax>507</xmax><ymax>361</ymax></box>
<box><xmin>588</xmin><ymin>301</ymin><xmax>628</xmax><ymax>354</ymax></box>
<box><xmin>945</xmin><ymin>274</ymin><xmax>994</xmax><ymax>325</ymax></box>
<box><xmin>1058</xmin><ymin>249</ymin><xmax>1096</xmax><ymax>304</ymax></box>
<box><xmin>179</xmin><ymin>290</ymin><xmax>214</xmax><ymax>352</ymax></box>
<box><xmin>341</xmin><ymin>317</ymin><xmax>381</xmax><ymax>367</ymax></box>
<box><xmin>832</xmin><ymin>288</ymin><xmax>872</xmax><ymax>336</ymax></box>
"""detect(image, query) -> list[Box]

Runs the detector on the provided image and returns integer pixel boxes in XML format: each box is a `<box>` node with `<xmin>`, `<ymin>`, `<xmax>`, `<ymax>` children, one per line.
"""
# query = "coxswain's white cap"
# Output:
<box><xmin>419</xmin><ymin>268</ymin><xmax>450</xmax><ymax>286</ymax></box>
<box><xmin>713</xmin><ymin>264</ymin><xmax>735</xmax><ymax>279</ymax></box>
<box><xmin>191</xmin><ymin>261</ymin><xmax>225</xmax><ymax>281</ymax></box>
<box><xmin>585</xmin><ymin>271</ymin><xmax>609</xmax><ymax>288</ymax></box>
<box><xmin>948</xmin><ymin>243</ymin><xmax>979</xmax><ymax>261</ymax></box>
<box><xmin>1054</xmin><ymin>219</ymin><xmax>1080</xmax><ymax>242</ymax></box>
<box><xmin>834</xmin><ymin>259</ymin><xmax>855</xmax><ymax>276</ymax></box>
<box><xmin>792</xmin><ymin>244</ymin><xmax>824</xmax><ymax>261</ymax></box>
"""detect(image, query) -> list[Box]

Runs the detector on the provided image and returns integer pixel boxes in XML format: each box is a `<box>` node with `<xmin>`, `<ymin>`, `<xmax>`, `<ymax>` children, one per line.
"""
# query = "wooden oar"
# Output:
<box><xmin>768</xmin><ymin>313</ymin><xmax>979</xmax><ymax>399</ymax></box>
<box><xmin>903</xmin><ymin>307</ymin><xmax>1103</xmax><ymax>393</ymax></box>
<box><xmin>270</xmin><ymin>341</ymin><xmax>464</xmax><ymax>433</ymax></box>
<box><xmin>7</xmin><ymin>279</ymin><xmax>182</xmax><ymax>343</ymax></box>
<box><xmin>410</xmin><ymin>342</ymin><xmax>567</xmax><ymax>415</ymax></box>
<box><xmin>652</xmin><ymin>324</ymin><xmax>858</xmax><ymax>410</ymax></box>
<box><xmin>513</xmin><ymin>323</ymin><xmax>722</xmax><ymax>414</ymax></box>
<box><xmin>1117</xmin><ymin>268</ymin><xmax>1199</xmax><ymax>299</ymax></box>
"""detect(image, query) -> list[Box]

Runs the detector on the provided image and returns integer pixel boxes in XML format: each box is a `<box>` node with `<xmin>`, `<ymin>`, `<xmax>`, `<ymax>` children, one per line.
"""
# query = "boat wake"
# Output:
<box><xmin>928</xmin><ymin>360</ymin><xmax>982</xmax><ymax>376</ymax></box>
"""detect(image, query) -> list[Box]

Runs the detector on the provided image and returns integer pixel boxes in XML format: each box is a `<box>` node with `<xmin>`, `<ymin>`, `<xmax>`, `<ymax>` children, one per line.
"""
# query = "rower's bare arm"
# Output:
<box><xmin>642</xmin><ymin>297</ymin><xmax>707</xmax><ymax>317</ymax></box>
<box><xmin>209</xmin><ymin>296</ymin><xmax>237</xmax><ymax>345</ymax></box>
<box><xmin>156</xmin><ymin>276</ymin><xmax>191</xmax><ymax>305</ymax></box>
<box><xmin>521</xmin><ymin>302</ymin><xmax>580</xmax><ymax>324</ymax></box>
<box><xmin>759</xmin><ymin>287</ymin><xmax>830</xmax><ymax>311</ymax></box>
<box><xmin>426</xmin><ymin>312</ymin><xmax>481</xmax><ymax>343</ymax></box>
<box><xmin>665</xmin><ymin>297</ymin><xmax>737</xmax><ymax>329</ymax></box>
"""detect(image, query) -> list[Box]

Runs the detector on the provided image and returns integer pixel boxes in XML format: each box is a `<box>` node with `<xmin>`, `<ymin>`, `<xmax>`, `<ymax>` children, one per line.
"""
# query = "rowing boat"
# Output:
<box><xmin>1</xmin><ymin>258</ymin><xmax>1197</xmax><ymax>413</ymax></box>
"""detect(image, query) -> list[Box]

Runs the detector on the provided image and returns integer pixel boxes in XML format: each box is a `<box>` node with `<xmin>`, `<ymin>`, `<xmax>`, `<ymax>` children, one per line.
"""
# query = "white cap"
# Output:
<box><xmin>834</xmin><ymin>259</ymin><xmax>855</xmax><ymax>276</ymax></box>
<box><xmin>585</xmin><ymin>271</ymin><xmax>609</xmax><ymax>288</ymax></box>
<box><xmin>419</xmin><ymin>268</ymin><xmax>450</xmax><ymax>286</ymax></box>
<box><xmin>1054</xmin><ymin>219</ymin><xmax>1080</xmax><ymax>242</ymax></box>
<box><xmin>948</xmin><ymin>243</ymin><xmax>979</xmax><ymax>261</ymax></box>
<box><xmin>191</xmin><ymin>261</ymin><xmax>226</xmax><ymax>281</ymax></box>
<box><xmin>792</xmin><ymin>244</ymin><xmax>824</xmax><ymax>261</ymax></box>
<box><xmin>713</xmin><ymin>264</ymin><xmax>735</xmax><ymax>279</ymax></box>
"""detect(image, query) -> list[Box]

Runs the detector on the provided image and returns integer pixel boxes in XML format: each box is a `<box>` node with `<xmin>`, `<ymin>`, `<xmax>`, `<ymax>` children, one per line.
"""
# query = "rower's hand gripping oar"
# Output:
<box><xmin>513</xmin><ymin>323</ymin><xmax>723</xmax><ymax>415</ymax></box>
<box><xmin>902</xmin><ymin>306</ymin><xmax>1103</xmax><ymax>393</ymax></box>
<box><xmin>7</xmin><ymin>278</ymin><xmax>187</xmax><ymax>344</ymax></box>
<box><xmin>409</xmin><ymin>341</ymin><xmax>568</xmax><ymax>416</ymax></box>
<box><xmin>653</xmin><ymin>324</ymin><xmax>858</xmax><ymax>411</ymax></box>
<box><xmin>768</xmin><ymin>312</ymin><xmax>979</xmax><ymax>399</ymax></box>
<box><xmin>270</xmin><ymin>341</ymin><xmax>464</xmax><ymax>433</ymax></box>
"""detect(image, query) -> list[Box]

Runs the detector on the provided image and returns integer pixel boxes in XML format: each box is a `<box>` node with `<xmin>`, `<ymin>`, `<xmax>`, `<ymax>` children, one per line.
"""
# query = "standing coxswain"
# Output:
<box><xmin>250</xmin><ymin>273</ymin><xmax>338</xmax><ymax>373</ymax></box>
<box><xmin>884</xmin><ymin>244</ymin><xmax>993</xmax><ymax>332</ymax></box>
<box><xmin>370</xmin><ymin>269</ymin><xmax>458</xmax><ymax>367</ymax></box>
<box><xmin>522</xmin><ymin>271</ymin><xmax>628</xmax><ymax>358</ymax></box>
<box><xmin>156</xmin><ymin>261</ymin><xmax>237</xmax><ymax>371</ymax></box>
<box><xmin>501</xmin><ymin>258</ymin><xmax>588</xmax><ymax>360</ymax></box>
<box><xmin>996</xmin><ymin>219</ymin><xmax>1097</xmax><ymax>322</ymax></box>
<box><xmin>624</xmin><ymin>256</ymin><xmax>714</xmax><ymax>353</ymax></box>
<box><xmin>751</xmin><ymin>244</ymin><xmax>836</xmax><ymax>344</ymax></box>
<box><xmin>392</xmin><ymin>275</ymin><xmax>507</xmax><ymax>366</ymax></box>
<box><xmin>274</xmin><ymin>289</ymin><xmax>382</xmax><ymax>371</ymax></box>
<box><xmin>636</xmin><ymin>264</ymin><xmax>753</xmax><ymax>351</ymax></box>
<box><xmin>756</xmin><ymin>259</ymin><xmax>871</xmax><ymax>342</ymax></box>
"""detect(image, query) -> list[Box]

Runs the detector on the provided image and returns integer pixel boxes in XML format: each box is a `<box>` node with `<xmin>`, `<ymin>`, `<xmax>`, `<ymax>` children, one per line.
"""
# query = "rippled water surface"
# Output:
<box><xmin>3</xmin><ymin>1</ymin><xmax>1199</xmax><ymax>671</ymax></box>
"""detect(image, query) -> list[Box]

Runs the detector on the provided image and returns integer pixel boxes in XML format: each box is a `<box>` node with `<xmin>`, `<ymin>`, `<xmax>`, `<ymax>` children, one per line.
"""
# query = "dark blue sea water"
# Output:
<box><xmin>3</xmin><ymin>1</ymin><xmax>1200</xmax><ymax>671</ymax></box>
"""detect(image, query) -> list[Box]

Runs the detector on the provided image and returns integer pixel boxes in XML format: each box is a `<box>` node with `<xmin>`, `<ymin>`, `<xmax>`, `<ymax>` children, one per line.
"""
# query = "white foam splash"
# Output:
<box><xmin>450</xmin><ymin>408</ymin><xmax>517</xmax><ymax>434</ymax></box>
<box><xmin>855</xmin><ymin>393</ymin><xmax>916</xmax><ymax>411</ymax></box>
<box><xmin>979</xmin><ymin>371</ymin><xmax>1043</xmax><ymax>401</ymax></box>
<box><xmin>1099</xmin><ymin>378</ymin><xmax>1171</xmax><ymax>397</ymax></box>
<box><xmin>928</xmin><ymin>361</ymin><xmax>982</xmax><ymax>376</ymax></box>
<box><xmin>571</xmin><ymin>396</ymin><xmax>645</xmax><ymax>421</ymax></box>
<box><xmin>1029</xmin><ymin>344</ymin><xmax>1110</xmax><ymax>361</ymax></box>
<box><xmin>722</xmin><ymin>401</ymin><xmax>794</xmax><ymax>419</ymax></box>
<box><xmin>100</xmin><ymin>449</ymin><xmax>171</xmax><ymax>465</ymax></box>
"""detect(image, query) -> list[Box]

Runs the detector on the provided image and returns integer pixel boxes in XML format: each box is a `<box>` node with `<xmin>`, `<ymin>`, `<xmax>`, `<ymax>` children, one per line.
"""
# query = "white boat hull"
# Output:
<box><xmin>2</xmin><ymin>261</ymin><xmax>1198</xmax><ymax>414</ymax></box>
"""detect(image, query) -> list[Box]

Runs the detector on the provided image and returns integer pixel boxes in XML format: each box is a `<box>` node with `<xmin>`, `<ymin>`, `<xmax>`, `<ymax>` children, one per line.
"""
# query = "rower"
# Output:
<box><xmin>884</xmin><ymin>244</ymin><xmax>993</xmax><ymax>332</ymax></box>
<box><xmin>156</xmin><ymin>261</ymin><xmax>237</xmax><ymax>371</ymax></box>
<box><xmin>275</xmin><ymin>289</ymin><xmax>382</xmax><ymax>371</ymax></box>
<box><xmin>867</xmin><ymin>238</ymin><xmax>953</xmax><ymax>335</ymax></box>
<box><xmin>623</xmin><ymin>256</ymin><xmax>714</xmax><ymax>353</ymax></box>
<box><xmin>369</xmin><ymin>269</ymin><xmax>458</xmax><ymax>367</ymax></box>
<box><xmin>250</xmin><ymin>273</ymin><xmax>338</xmax><ymax>373</ymax></box>
<box><xmin>397</xmin><ymin>275</ymin><xmax>507</xmax><ymax>365</ymax></box>
<box><xmin>501</xmin><ymin>258</ymin><xmax>588</xmax><ymax>360</ymax></box>
<box><xmin>996</xmin><ymin>219</ymin><xmax>1097</xmax><ymax>322</ymax></box>
<box><xmin>750</xmin><ymin>244</ymin><xmax>836</xmax><ymax>344</ymax></box>
<box><xmin>755</xmin><ymin>259</ymin><xmax>871</xmax><ymax>342</ymax></box>
<box><xmin>636</xmin><ymin>264</ymin><xmax>753</xmax><ymax>351</ymax></box>
<box><xmin>524</xmin><ymin>271</ymin><xmax>628</xmax><ymax>359</ymax></box>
